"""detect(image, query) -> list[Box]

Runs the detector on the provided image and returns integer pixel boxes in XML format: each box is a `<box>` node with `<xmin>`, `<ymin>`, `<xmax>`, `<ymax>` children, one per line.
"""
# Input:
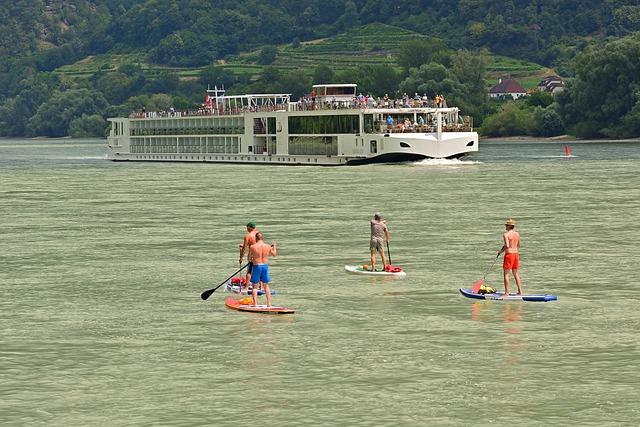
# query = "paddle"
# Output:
<box><xmin>471</xmin><ymin>254</ymin><xmax>500</xmax><ymax>293</ymax></box>
<box><xmin>386</xmin><ymin>240</ymin><xmax>393</xmax><ymax>268</ymax></box>
<box><xmin>201</xmin><ymin>263</ymin><xmax>249</xmax><ymax>300</ymax></box>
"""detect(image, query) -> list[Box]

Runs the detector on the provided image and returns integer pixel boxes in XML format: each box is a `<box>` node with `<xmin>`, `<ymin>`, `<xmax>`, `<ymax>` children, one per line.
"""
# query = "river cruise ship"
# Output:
<box><xmin>107</xmin><ymin>84</ymin><xmax>478</xmax><ymax>165</ymax></box>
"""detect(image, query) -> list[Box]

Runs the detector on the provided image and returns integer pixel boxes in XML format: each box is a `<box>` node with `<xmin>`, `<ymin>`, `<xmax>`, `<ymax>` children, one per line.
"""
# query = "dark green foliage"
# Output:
<box><xmin>397</xmin><ymin>38</ymin><xmax>451</xmax><ymax>70</ymax></box>
<box><xmin>142</xmin><ymin>72</ymin><xmax>180</xmax><ymax>93</ymax></box>
<box><xmin>533</xmin><ymin>107</ymin><xmax>565</xmax><ymax>137</ymax></box>
<box><xmin>3</xmin><ymin>1</ymin><xmax>640</xmax><ymax>137</ymax></box>
<box><xmin>480</xmin><ymin>102</ymin><xmax>565</xmax><ymax>137</ymax></box>
<box><xmin>68</xmin><ymin>114</ymin><xmax>108</xmax><ymax>137</ymax></box>
<box><xmin>258</xmin><ymin>46</ymin><xmax>278</xmax><ymax>65</ymax></box>
<box><xmin>612</xmin><ymin>5</ymin><xmax>640</xmax><ymax>35</ymax></box>
<box><xmin>312</xmin><ymin>65</ymin><xmax>334</xmax><ymax>85</ymax></box>
<box><xmin>199</xmin><ymin>66</ymin><xmax>237</xmax><ymax>90</ymax></box>
<box><xmin>341</xmin><ymin>65</ymin><xmax>401</xmax><ymax>96</ymax></box>
<box><xmin>93</xmin><ymin>70</ymin><xmax>145</xmax><ymax>104</ymax></box>
<box><xmin>480</xmin><ymin>102</ymin><xmax>535</xmax><ymax>137</ymax></box>
<box><xmin>558</xmin><ymin>33</ymin><xmax>640</xmax><ymax>138</ymax></box>
<box><xmin>527</xmin><ymin>90</ymin><xmax>555</xmax><ymax>108</ymax></box>
<box><xmin>150</xmin><ymin>31</ymin><xmax>219</xmax><ymax>66</ymax></box>
<box><xmin>26</xmin><ymin>89</ymin><xmax>109</xmax><ymax>137</ymax></box>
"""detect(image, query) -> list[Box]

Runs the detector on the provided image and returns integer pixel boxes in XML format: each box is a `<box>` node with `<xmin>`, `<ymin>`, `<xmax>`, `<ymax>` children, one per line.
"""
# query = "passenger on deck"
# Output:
<box><xmin>404</xmin><ymin>118</ymin><xmax>412</xmax><ymax>131</ymax></box>
<box><xmin>386</xmin><ymin>115</ymin><xmax>394</xmax><ymax>131</ymax></box>
<box><xmin>418</xmin><ymin>115</ymin><xmax>425</xmax><ymax>126</ymax></box>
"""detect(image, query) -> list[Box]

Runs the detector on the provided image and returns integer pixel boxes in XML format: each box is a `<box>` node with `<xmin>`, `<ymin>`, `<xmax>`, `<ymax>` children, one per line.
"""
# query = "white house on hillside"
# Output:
<box><xmin>537</xmin><ymin>75</ymin><xmax>565</xmax><ymax>94</ymax></box>
<box><xmin>488</xmin><ymin>78</ymin><xmax>527</xmax><ymax>100</ymax></box>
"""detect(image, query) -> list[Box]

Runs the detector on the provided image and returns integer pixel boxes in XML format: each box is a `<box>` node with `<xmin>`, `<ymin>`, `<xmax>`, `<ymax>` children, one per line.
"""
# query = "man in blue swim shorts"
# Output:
<box><xmin>239</xmin><ymin>222</ymin><xmax>258</xmax><ymax>291</ymax></box>
<box><xmin>249</xmin><ymin>232</ymin><xmax>277</xmax><ymax>307</ymax></box>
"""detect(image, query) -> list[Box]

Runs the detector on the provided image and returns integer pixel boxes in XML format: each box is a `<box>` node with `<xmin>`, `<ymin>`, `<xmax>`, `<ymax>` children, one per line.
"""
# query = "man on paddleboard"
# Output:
<box><xmin>249</xmin><ymin>232</ymin><xmax>277</xmax><ymax>307</ymax></box>
<box><xmin>498</xmin><ymin>218</ymin><xmax>523</xmax><ymax>296</ymax></box>
<box><xmin>370</xmin><ymin>213</ymin><xmax>390</xmax><ymax>271</ymax></box>
<box><xmin>239</xmin><ymin>222</ymin><xmax>258</xmax><ymax>291</ymax></box>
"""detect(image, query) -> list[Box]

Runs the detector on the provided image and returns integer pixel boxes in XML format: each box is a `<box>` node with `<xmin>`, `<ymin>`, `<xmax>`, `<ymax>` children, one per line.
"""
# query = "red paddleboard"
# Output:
<box><xmin>224</xmin><ymin>297</ymin><xmax>294</xmax><ymax>314</ymax></box>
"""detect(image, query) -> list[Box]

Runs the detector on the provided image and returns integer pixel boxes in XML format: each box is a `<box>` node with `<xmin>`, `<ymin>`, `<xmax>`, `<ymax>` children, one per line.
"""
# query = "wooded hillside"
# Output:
<box><xmin>2</xmin><ymin>0</ymin><xmax>640</xmax><ymax>138</ymax></box>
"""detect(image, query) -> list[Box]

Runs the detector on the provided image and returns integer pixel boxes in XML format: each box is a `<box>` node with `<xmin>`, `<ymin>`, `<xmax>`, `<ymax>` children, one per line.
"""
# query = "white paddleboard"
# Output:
<box><xmin>344</xmin><ymin>265</ymin><xmax>407</xmax><ymax>277</ymax></box>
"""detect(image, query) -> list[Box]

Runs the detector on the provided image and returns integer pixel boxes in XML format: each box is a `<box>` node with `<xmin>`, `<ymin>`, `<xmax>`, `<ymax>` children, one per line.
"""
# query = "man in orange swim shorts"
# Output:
<box><xmin>498</xmin><ymin>218</ymin><xmax>523</xmax><ymax>296</ymax></box>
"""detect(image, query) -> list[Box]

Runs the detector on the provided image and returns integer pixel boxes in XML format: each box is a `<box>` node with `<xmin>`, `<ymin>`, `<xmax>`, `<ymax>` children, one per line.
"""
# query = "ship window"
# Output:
<box><xmin>370</xmin><ymin>141</ymin><xmax>378</xmax><ymax>154</ymax></box>
<box><xmin>364</xmin><ymin>114</ymin><xmax>374</xmax><ymax>133</ymax></box>
<box><xmin>288</xmin><ymin>115</ymin><xmax>359</xmax><ymax>134</ymax></box>
<box><xmin>400</xmin><ymin>142</ymin><xmax>411</xmax><ymax>148</ymax></box>
<box><xmin>288</xmin><ymin>136</ymin><xmax>337</xmax><ymax>156</ymax></box>
<box><xmin>267</xmin><ymin>117</ymin><xmax>276</xmax><ymax>135</ymax></box>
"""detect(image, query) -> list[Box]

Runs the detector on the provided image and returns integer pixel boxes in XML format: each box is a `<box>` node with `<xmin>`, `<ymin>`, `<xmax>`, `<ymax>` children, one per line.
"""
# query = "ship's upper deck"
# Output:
<box><xmin>122</xmin><ymin>84</ymin><xmax>472</xmax><ymax>132</ymax></box>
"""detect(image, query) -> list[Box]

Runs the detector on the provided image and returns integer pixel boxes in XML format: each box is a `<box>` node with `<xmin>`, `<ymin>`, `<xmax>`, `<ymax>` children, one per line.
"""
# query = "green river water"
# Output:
<box><xmin>1</xmin><ymin>138</ymin><xmax>639</xmax><ymax>426</ymax></box>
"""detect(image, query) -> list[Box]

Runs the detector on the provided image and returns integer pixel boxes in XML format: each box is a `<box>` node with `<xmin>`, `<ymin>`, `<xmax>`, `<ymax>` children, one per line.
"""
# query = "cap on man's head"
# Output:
<box><xmin>373</xmin><ymin>212</ymin><xmax>382</xmax><ymax>220</ymax></box>
<box><xmin>505</xmin><ymin>218</ymin><xmax>516</xmax><ymax>226</ymax></box>
<box><xmin>246</xmin><ymin>221</ymin><xmax>256</xmax><ymax>229</ymax></box>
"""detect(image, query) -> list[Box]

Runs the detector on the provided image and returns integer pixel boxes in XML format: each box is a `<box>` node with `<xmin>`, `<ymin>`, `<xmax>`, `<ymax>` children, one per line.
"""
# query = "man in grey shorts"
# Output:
<box><xmin>370</xmin><ymin>213</ymin><xmax>390</xmax><ymax>271</ymax></box>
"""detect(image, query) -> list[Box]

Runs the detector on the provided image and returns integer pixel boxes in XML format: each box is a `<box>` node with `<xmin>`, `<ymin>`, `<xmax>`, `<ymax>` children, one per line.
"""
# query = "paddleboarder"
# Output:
<box><xmin>498</xmin><ymin>218</ymin><xmax>523</xmax><ymax>296</ymax></box>
<box><xmin>370</xmin><ymin>213</ymin><xmax>390</xmax><ymax>272</ymax></box>
<box><xmin>239</xmin><ymin>222</ymin><xmax>258</xmax><ymax>291</ymax></box>
<box><xmin>249</xmin><ymin>232</ymin><xmax>277</xmax><ymax>307</ymax></box>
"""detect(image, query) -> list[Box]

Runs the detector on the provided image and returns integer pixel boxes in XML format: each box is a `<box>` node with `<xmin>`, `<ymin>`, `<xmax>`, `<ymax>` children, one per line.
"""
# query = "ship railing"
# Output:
<box><xmin>371</xmin><ymin>123</ymin><xmax>473</xmax><ymax>133</ymax></box>
<box><xmin>128</xmin><ymin>100</ymin><xmax>468</xmax><ymax>119</ymax></box>
<box><xmin>288</xmin><ymin>98</ymin><xmax>449</xmax><ymax>112</ymax></box>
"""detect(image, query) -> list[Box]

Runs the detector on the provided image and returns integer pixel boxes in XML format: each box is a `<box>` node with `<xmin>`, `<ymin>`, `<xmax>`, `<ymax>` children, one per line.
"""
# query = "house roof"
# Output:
<box><xmin>489</xmin><ymin>79</ymin><xmax>526</xmax><ymax>94</ymax></box>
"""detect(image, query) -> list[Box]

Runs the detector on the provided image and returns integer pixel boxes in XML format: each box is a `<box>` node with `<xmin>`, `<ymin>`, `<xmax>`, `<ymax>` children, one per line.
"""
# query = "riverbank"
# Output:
<box><xmin>481</xmin><ymin>135</ymin><xmax>640</xmax><ymax>143</ymax></box>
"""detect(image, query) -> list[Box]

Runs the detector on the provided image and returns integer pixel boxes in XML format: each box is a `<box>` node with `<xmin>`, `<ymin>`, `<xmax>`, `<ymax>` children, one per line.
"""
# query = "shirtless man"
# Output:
<box><xmin>249</xmin><ymin>232</ymin><xmax>277</xmax><ymax>307</ymax></box>
<box><xmin>498</xmin><ymin>218</ymin><xmax>523</xmax><ymax>296</ymax></box>
<box><xmin>370</xmin><ymin>213</ymin><xmax>390</xmax><ymax>271</ymax></box>
<box><xmin>239</xmin><ymin>222</ymin><xmax>258</xmax><ymax>291</ymax></box>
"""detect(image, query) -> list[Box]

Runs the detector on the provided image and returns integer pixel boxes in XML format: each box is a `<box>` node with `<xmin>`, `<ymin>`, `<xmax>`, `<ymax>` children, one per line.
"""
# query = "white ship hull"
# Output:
<box><xmin>107</xmin><ymin>133</ymin><xmax>477</xmax><ymax>165</ymax></box>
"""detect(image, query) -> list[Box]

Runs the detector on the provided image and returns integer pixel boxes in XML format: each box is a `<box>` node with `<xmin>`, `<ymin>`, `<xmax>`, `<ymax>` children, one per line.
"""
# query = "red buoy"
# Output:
<box><xmin>565</xmin><ymin>144</ymin><xmax>570</xmax><ymax>157</ymax></box>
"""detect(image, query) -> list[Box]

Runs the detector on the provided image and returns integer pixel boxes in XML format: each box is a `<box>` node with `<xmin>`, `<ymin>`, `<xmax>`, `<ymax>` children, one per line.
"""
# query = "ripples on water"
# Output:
<box><xmin>1</xmin><ymin>139</ymin><xmax>639</xmax><ymax>426</ymax></box>
<box><xmin>410</xmin><ymin>158</ymin><xmax>482</xmax><ymax>166</ymax></box>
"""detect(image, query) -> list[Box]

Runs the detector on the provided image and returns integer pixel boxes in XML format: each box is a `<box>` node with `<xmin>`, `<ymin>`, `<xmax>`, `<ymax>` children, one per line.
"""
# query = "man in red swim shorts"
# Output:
<box><xmin>498</xmin><ymin>218</ymin><xmax>523</xmax><ymax>296</ymax></box>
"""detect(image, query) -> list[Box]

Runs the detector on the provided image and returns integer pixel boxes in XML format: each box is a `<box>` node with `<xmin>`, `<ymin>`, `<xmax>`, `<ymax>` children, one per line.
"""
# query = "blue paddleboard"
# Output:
<box><xmin>459</xmin><ymin>288</ymin><xmax>557</xmax><ymax>302</ymax></box>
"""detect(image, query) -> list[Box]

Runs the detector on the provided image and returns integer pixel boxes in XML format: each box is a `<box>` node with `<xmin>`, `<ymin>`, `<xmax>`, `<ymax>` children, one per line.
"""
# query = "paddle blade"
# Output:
<box><xmin>471</xmin><ymin>279</ymin><xmax>484</xmax><ymax>293</ymax></box>
<box><xmin>200</xmin><ymin>288</ymin><xmax>215</xmax><ymax>300</ymax></box>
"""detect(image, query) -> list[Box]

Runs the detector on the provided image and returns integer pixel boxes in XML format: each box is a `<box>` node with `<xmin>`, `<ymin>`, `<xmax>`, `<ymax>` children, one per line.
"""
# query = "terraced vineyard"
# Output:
<box><xmin>54</xmin><ymin>22</ymin><xmax>550</xmax><ymax>89</ymax></box>
<box><xmin>272</xmin><ymin>23</ymin><xmax>416</xmax><ymax>69</ymax></box>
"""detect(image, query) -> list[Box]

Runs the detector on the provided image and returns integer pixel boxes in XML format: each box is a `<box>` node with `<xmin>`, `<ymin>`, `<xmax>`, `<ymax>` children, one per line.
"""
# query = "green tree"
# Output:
<box><xmin>0</xmin><ymin>80</ymin><xmax>53</xmax><ymax>136</ymax></box>
<box><xmin>26</xmin><ymin>89</ymin><xmax>108</xmax><ymax>137</ymax></box>
<box><xmin>397</xmin><ymin>38</ymin><xmax>451</xmax><ymax>70</ymax></box>
<box><xmin>68</xmin><ymin>114</ymin><xmax>107</xmax><ymax>137</ymax></box>
<box><xmin>313</xmin><ymin>65</ymin><xmax>334</xmax><ymax>85</ymax></box>
<box><xmin>348</xmin><ymin>65</ymin><xmax>401</xmax><ymax>96</ymax></box>
<box><xmin>199</xmin><ymin>65</ymin><xmax>237</xmax><ymax>89</ymax></box>
<box><xmin>336</xmin><ymin>0</ymin><xmax>360</xmax><ymax>31</ymax></box>
<box><xmin>532</xmin><ymin>107</ymin><xmax>565</xmax><ymax>137</ymax></box>
<box><xmin>258</xmin><ymin>46</ymin><xmax>278</xmax><ymax>65</ymax></box>
<box><xmin>613</xmin><ymin>6</ymin><xmax>640</xmax><ymax>35</ymax></box>
<box><xmin>480</xmin><ymin>102</ymin><xmax>535</xmax><ymax>137</ymax></box>
<box><xmin>558</xmin><ymin>34</ymin><xmax>640</xmax><ymax>138</ymax></box>
<box><xmin>450</xmin><ymin>49</ymin><xmax>490</xmax><ymax>121</ymax></box>
<box><xmin>527</xmin><ymin>89</ymin><xmax>554</xmax><ymax>108</ymax></box>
